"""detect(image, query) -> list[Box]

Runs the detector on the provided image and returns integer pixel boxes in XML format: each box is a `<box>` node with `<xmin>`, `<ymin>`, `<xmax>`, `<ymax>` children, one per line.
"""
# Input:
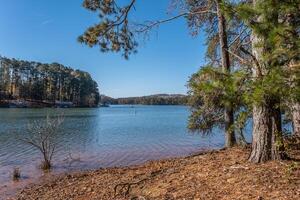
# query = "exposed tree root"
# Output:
<box><xmin>114</xmin><ymin>169</ymin><xmax>166</xmax><ymax>197</ymax></box>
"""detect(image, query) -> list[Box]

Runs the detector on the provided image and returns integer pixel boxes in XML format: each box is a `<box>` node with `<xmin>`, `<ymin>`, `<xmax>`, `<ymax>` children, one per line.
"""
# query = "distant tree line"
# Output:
<box><xmin>100</xmin><ymin>94</ymin><xmax>188</xmax><ymax>105</ymax></box>
<box><xmin>0</xmin><ymin>56</ymin><xmax>100</xmax><ymax>107</ymax></box>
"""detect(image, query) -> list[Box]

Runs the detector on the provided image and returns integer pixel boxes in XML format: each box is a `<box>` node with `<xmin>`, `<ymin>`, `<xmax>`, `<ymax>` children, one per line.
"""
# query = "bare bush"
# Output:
<box><xmin>21</xmin><ymin>114</ymin><xmax>64</xmax><ymax>170</ymax></box>
<box><xmin>12</xmin><ymin>167</ymin><xmax>21</xmax><ymax>181</ymax></box>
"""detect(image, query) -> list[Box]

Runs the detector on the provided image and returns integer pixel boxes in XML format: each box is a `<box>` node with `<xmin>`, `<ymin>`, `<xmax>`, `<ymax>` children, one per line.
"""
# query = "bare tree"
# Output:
<box><xmin>20</xmin><ymin>114</ymin><xmax>64</xmax><ymax>170</ymax></box>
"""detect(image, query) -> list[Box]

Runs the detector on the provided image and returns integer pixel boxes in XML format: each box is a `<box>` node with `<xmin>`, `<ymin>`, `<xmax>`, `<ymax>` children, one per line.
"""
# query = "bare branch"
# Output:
<box><xmin>226</xmin><ymin>49</ymin><xmax>250</xmax><ymax>65</ymax></box>
<box><xmin>20</xmin><ymin>113</ymin><xmax>64</xmax><ymax>170</ymax></box>
<box><xmin>228</xmin><ymin>27</ymin><xmax>249</xmax><ymax>47</ymax></box>
<box><xmin>135</xmin><ymin>9</ymin><xmax>217</xmax><ymax>33</ymax></box>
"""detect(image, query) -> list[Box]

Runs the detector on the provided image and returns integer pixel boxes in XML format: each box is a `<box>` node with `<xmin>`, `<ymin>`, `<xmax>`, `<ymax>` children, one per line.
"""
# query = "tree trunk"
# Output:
<box><xmin>270</xmin><ymin>99</ymin><xmax>286</xmax><ymax>160</ymax></box>
<box><xmin>286</xmin><ymin>12</ymin><xmax>300</xmax><ymax>137</ymax></box>
<box><xmin>249</xmin><ymin>104</ymin><xmax>273</xmax><ymax>162</ymax></box>
<box><xmin>216</xmin><ymin>0</ymin><xmax>236</xmax><ymax>147</ymax></box>
<box><xmin>292</xmin><ymin>103</ymin><xmax>300</xmax><ymax>136</ymax></box>
<box><xmin>224</xmin><ymin>107</ymin><xmax>236</xmax><ymax>147</ymax></box>
<box><xmin>248</xmin><ymin>0</ymin><xmax>273</xmax><ymax>163</ymax></box>
<box><xmin>249</xmin><ymin>0</ymin><xmax>286</xmax><ymax>163</ymax></box>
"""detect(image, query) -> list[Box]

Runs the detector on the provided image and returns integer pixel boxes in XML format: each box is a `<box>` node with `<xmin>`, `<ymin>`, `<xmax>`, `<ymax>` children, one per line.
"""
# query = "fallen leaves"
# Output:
<box><xmin>16</xmin><ymin>148</ymin><xmax>300</xmax><ymax>200</ymax></box>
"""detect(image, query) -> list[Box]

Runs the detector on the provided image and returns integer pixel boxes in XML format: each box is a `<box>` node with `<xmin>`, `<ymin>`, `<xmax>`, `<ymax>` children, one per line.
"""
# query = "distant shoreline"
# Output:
<box><xmin>0</xmin><ymin>100</ymin><xmax>99</xmax><ymax>108</ymax></box>
<box><xmin>100</xmin><ymin>94</ymin><xmax>189</xmax><ymax>106</ymax></box>
<box><xmin>1</xmin><ymin>95</ymin><xmax>189</xmax><ymax>108</ymax></box>
<box><xmin>0</xmin><ymin>104</ymin><xmax>188</xmax><ymax>108</ymax></box>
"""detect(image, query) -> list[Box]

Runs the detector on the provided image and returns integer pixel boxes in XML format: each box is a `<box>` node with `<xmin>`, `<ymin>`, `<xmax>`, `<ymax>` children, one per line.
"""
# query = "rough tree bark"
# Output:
<box><xmin>249</xmin><ymin>99</ymin><xmax>285</xmax><ymax>162</ymax></box>
<box><xmin>249</xmin><ymin>104</ymin><xmax>273</xmax><ymax>162</ymax></box>
<box><xmin>216</xmin><ymin>0</ymin><xmax>236</xmax><ymax>148</ymax></box>
<box><xmin>291</xmin><ymin>103</ymin><xmax>300</xmax><ymax>136</ymax></box>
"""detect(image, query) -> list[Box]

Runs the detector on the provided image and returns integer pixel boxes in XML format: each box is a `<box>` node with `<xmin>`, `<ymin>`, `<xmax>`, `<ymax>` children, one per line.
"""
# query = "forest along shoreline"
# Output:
<box><xmin>15</xmin><ymin>146</ymin><xmax>300</xmax><ymax>200</ymax></box>
<box><xmin>0</xmin><ymin>56</ymin><xmax>100</xmax><ymax>108</ymax></box>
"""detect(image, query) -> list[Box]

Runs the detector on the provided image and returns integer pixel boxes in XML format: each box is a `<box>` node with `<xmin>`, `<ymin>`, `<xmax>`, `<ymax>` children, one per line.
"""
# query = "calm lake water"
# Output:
<box><xmin>0</xmin><ymin>105</ymin><xmax>251</xmax><ymax>197</ymax></box>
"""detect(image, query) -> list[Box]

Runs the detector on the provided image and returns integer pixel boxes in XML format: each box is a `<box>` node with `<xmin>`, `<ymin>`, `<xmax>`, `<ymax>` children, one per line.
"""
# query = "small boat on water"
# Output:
<box><xmin>99</xmin><ymin>103</ymin><xmax>110</xmax><ymax>107</ymax></box>
<box><xmin>8</xmin><ymin>100</ymin><xmax>28</xmax><ymax>108</ymax></box>
<box><xmin>55</xmin><ymin>101</ymin><xmax>74</xmax><ymax>108</ymax></box>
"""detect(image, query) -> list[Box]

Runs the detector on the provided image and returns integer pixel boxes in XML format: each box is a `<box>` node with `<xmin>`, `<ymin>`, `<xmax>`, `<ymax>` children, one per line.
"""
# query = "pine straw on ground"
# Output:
<box><xmin>16</xmin><ymin>147</ymin><xmax>300</xmax><ymax>200</ymax></box>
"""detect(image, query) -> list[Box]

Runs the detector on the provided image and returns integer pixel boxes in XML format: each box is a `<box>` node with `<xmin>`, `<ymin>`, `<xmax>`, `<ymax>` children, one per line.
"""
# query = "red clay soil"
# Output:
<box><xmin>15</xmin><ymin>147</ymin><xmax>300</xmax><ymax>200</ymax></box>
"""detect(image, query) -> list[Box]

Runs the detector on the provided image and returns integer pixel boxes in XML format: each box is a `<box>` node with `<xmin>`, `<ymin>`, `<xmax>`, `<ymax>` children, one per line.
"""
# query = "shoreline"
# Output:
<box><xmin>1</xmin><ymin>148</ymin><xmax>213</xmax><ymax>199</ymax></box>
<box><xmin>14</xmin><ymin>147</ymin><xmax>300</xmax><ymax>200</ymax></box>
<box><xmin>0</xmin><ymin>104</ymin><xmax>188</xmax><ymax>108</ymax></box>
<box><xmin>0</xmin><ymin>100</ymin><xmax>98</xmax><ymax>108</ymax></box>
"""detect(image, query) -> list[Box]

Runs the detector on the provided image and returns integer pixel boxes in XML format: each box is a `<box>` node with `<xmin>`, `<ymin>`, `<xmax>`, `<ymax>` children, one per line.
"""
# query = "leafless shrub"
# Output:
<box><xmin>12</xmin><ymin>167</ymin><xmax>21</xmax><ymax>181</ymax></box>
<box><xmin>20</xmin><ymin>114</ymin><xmax>64</xmax><ymax>171</ymax></box>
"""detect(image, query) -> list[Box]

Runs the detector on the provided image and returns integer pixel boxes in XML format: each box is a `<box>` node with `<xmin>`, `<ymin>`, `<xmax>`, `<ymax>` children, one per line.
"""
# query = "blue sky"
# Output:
<box><xmin>0</xmin><ymin>0</ymin><xmax>207</xmax><ymax>98</ymax></box>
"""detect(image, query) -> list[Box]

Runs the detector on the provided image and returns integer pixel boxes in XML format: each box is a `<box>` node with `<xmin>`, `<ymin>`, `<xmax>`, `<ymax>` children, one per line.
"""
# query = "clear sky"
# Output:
<box><xmin>0</xmin><ymin>0</ymin><xmax>207</xmax><ymax>98</ymax></box>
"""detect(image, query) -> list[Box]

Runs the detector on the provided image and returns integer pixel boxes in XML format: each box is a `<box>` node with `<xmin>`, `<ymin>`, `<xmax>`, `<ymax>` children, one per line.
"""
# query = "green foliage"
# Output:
<box><xmin>245</xmin><ymin>67</ymin><xmax>288</xmax><ymax>106</ymax></box>
<box><xmin>0</xmin><ymin>56</ymin><xmax>100</xmax><ymax>107</ymax></box>
<box><xmin>236</xmin><ymin>0</ymin><xmax>300</xmax><ymax>67</ymax></box>
<box><xmin>79</xmin><ymin>0</ymin><xmax>137</xmax><ymax>59</ymax></box>
<box><xmin>188</xmin><ymin>65</ymin><xmax>248</xmax><ymax>133</ymax></box>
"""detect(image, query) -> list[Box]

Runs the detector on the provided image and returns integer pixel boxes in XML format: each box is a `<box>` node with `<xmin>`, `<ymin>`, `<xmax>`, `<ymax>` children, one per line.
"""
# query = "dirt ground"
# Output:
<box><xmin>13</xmin><ymin>146</ymin><xmax>300</xmax><ymax>200</ymax></box>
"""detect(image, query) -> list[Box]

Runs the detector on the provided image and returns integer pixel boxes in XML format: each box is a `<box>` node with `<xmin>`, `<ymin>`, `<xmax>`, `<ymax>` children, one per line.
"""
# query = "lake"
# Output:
<box><xmin>0</xmin><ymin>105</ymin><xmax>251</xmax><ymax>197</ymax></box>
